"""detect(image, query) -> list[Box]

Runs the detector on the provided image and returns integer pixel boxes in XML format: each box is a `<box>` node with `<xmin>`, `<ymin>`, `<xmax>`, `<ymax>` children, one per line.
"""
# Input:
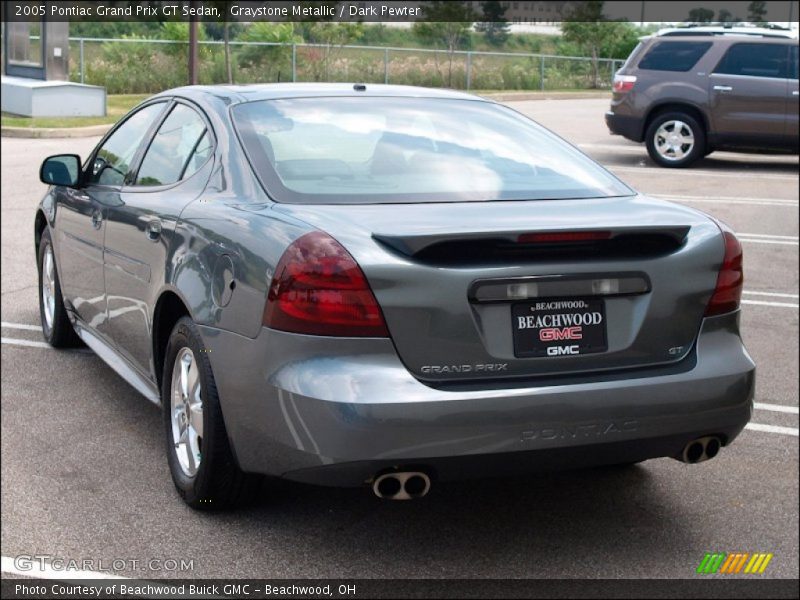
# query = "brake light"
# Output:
<box><xmin>263</xmin><ymin>231</ymin><xmax>389</xmax><ymax>337</ymax></box>
<box><xmin>518</xmin><ymin>231</ymin><xmax>612</xmax><ymax>244</ymax></box>
<box><xmin>612</xmin><ymin>74</ymin><xmax>637</xmax><ymax>93</ymax></box>
<box><xmin>705</xmin><ymin>229</ymin><xmax>743</xmax><ymax>316</ymax></box>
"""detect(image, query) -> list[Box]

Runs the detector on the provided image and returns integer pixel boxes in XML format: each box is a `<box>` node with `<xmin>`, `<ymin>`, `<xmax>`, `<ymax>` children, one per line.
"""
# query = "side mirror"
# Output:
<box><xmin>40</xmin><ymin>154</ymin><xmax>82</xmax><ymax>187</ymax></box>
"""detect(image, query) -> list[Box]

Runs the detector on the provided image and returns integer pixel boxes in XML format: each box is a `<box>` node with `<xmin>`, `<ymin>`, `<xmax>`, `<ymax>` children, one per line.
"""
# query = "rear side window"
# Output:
<box><xmin>637</xmin><ymin>41</ymin><xmax>712</xmax><ymax>72</ymax></box>
<box><xmin>620</xmin><ymin>42</ymin><xmax>644</xmax><ymax>69</ymax></box>
<box><xmin>789</xmin><ymin>45</ymin><xmax>798</xmax><ymax>80</ymax></box>
<box><xmin>135</xmin><ymin>104</ymin><xmax>208</xmax><ymax>186</ymax></box>
<box><xmin>714</xmin><ymin>43</ymin><xmax>789</xmax><ymax>79</ymax></box>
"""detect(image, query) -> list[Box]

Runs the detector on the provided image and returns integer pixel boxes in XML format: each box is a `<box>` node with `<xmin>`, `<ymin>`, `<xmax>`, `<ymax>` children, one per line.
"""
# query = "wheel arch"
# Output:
<box><xmin>34</xmin><ymin>209</ymin><xmax>48</xmax><ymax>255</ymax></box>
<box><xmin>152</xmin><ymin>288</ymin><xmax>193</xmax><ymax>390</ymax></box>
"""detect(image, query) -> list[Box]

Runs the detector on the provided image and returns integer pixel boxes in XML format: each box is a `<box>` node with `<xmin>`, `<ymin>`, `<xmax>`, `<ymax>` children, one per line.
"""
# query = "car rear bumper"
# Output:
<box><xmin>200</xmin><ymin>312</ymin><xmax>754</xmax><ymax>487</ymax></box>
<box><xmin>605</xmin><ymin>110</ymin><xmax>644</xmax><ymax>142</ymax></box>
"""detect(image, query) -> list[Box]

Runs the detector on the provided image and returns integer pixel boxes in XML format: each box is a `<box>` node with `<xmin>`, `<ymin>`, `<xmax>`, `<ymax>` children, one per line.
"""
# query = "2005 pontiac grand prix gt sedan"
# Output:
<box><xmin>36</xmin><ymin>83</ymin><xmax>754</xmax><ymax>509</ymax></box>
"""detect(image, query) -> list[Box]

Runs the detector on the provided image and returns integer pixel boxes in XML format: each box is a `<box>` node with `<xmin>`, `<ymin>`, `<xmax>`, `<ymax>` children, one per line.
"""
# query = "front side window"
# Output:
<box><xmin>88</xmin><ymin>102</ymin><xmax>166</xmax><ymax>186</ymax></box>
<box><xmin>638</xmin><ymin>41</ymin><xmax>712</xmax><ymax>72</ymax></box>
<box><xmin>135</xmin><ymin>104</ymin><xmax>208</xmax><ymax>186</ymax></box>
<box><xmin>714</xmin><ymin>43</ymin><xmax>789</xmax><ymax>79</ymax></box>
<box><xmin>789</xmin><ymin>45</ymin><xmax>798</xmax><ymax>80</ymax></box>
<box><xmin>232</xmin><ymin>97</ymin><xmax>633</xmax><ymax>204</ymax></box>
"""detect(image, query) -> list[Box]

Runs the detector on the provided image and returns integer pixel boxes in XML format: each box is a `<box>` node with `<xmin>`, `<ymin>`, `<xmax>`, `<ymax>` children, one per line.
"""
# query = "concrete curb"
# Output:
<box><xmin>1</xmin><ymin>123</ymin><xmax>112</xmax><ymax>138</ymax></box>
<box><xmin>482</xmin><ymin>91</ymin><xmax>610</xmax><ymax>101</ymax></box>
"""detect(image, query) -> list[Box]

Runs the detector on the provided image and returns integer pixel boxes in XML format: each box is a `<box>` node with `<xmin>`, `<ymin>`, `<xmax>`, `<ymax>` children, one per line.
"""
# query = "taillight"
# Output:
<box><xmin>612</xmin><ymin>74</ymin><xmax>637</xmax><ymax>93</ymax></box>
<box><xmin>263</xmin><ymin>231</ymin><xmax>389</xmax><ymax>337</ymax></box>
<box><xmin>705</xmin><ymin>227</ymin><xmax>743</xmax><ymax>316</ymax></box>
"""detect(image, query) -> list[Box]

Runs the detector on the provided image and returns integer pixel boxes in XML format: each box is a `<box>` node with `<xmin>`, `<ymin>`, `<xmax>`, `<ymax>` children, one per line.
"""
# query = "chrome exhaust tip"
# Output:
<box><xmin>679</xmin><ymin>436</ymin><xmax>722</xmax><ymax>464</ymax></box>
<box><xmin>372</xmin><ymin>471</ymin><xmax>431</xmax><ymax>500</ymax></box>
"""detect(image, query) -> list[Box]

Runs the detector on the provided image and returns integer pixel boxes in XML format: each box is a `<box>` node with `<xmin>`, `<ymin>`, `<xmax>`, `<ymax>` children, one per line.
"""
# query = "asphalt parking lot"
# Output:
<box><xmin>1</xmin><ymin>98</ymin><xmax>797</xmax><ymax>581</ymax></box>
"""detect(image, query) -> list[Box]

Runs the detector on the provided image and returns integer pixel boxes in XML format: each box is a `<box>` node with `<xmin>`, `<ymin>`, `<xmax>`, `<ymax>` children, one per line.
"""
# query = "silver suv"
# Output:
<box><xmin>605</xmin><ymin>30</ymin><xmax>799</xmax><ymax>167</ymax></box>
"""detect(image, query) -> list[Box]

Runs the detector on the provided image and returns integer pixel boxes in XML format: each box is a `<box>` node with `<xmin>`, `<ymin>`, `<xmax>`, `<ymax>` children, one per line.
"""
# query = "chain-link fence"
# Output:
<box><xmin>62</xmin><ymin>37</ymin><xmax>622</xmax><ymax>94</ymax></box>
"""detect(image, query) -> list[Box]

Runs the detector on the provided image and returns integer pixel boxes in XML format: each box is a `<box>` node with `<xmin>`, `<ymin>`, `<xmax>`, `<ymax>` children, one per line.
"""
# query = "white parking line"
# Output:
<box><xmin>1</xmin><ymin>322</ymin><xmax>41</xmax><ymax>331</ymax></box>
<box><xmin>738</xmin><ymin>234</ymin><xmax>799</xmax><ymax>241</ymax></box>
<box><xmin>739</xmin><ymin>238</ymin><xmax>799</xmax><ymax>246</ymax></box>
<box><xmin>745</xmin><ymin>423</ymin><xmax>799</xmax><ymax>437</ymax></box>
<box><xmin>1</xmin><ymin>337</ymin><xmax>51</xmax><ymax>349</ymax></box>
<box><xmin>613</xmin><ymin>166</ymin><xmax>799</xmax><ymax>181</ymax></box>
<box><xmin>753</xmin><ymin>402</ymin><xmax>800</xmax><ymax>415</ymax></box>
<box><xmin>579</xmin><ymin>143</ymin><xmax>800</xmax><ymax>167</ymax></box>
<box><xmin>743</xmin><ymin>291</ymin><xmax>799</xmax><ymax>299</ymax></box>
<box><xmin>656</xmin><ymin>195</ymin><xmax>799</xmax><ymax>208</ymax></box>
<box><xmin>737</xmin><ymin>234</ymin><xmax>799</xmax><ymax>247</ymax></box>
<box><xmin>754</xmin><ymin>403</ymin><xmax>800</xmax><ymax>415</ymax></box>
<box><xmin>0</xmin><ymin>555</ymin><xmax>129</xmax><ymax>580</ymax></box>
<box><xmin>741</xmin><ymin>299</ymin><xmax>800</xmax><ymax>308</ymax></box>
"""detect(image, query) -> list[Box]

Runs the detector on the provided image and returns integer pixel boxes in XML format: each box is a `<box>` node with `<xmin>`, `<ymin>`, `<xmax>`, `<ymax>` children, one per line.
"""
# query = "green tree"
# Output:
<box><xmin>413</xmin><ymin>1</ymin><xmax>478</xmax><ymax>87</ymax></box>
<box><xmin>687</xmin><ymin>7</ymin><xmax>715</xmax><ymax>22</ymax></box>
<box><xmin>160</xmin><ymin>21</ymin><xmax>209</xmax><ymax>59</ymax></box>
<box><xmin>561</xmin><ymin>1</ymin><xmax>632</xmax><ymax>88</ymax></box>
<box><xmin>717</xmin><ymin>9</ymin><xmax>738</xmax><ymax>23</ymax></box>
<box><xmin>237</xmin><ymin>22</ymin><xmax>302</xmax><ymax>81</ymax></box>
<box><xmin>475</xmin><ymin>1</ymin><xmax>510</xmax><ymax>47</ymax></box>
<box><xmin>747</xmin><ymin>1</ymin><xmax>767</xmax><ymax>23</ymax></box>
<box><xmin>302</xmin><ymin>22</ymin><xmax>364</xmax><ymax>81</ymax></box>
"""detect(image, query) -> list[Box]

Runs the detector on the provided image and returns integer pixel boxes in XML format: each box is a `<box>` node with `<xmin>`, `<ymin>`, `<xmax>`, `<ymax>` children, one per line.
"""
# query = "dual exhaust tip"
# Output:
<box><xmin>679</xmin><ymin>436</ymin><xmax>722</xmax><ymax>464</ymax></box>
<box><xmin>372</xmin><ymin>437</ymin><xmax>723</xmax><ymax>497</ymax></box>
<box><xmin>372</xmin><ymin>471</ymin><xmax>431</xmax><ymax>500</ymax></box>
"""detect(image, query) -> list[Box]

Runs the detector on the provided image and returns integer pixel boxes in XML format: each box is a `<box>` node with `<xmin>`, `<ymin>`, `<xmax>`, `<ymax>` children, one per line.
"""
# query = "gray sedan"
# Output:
<box><xmin>35</xmin><ymin>83</ymin><xmax>754</xmax><ymax>509</ymax></box>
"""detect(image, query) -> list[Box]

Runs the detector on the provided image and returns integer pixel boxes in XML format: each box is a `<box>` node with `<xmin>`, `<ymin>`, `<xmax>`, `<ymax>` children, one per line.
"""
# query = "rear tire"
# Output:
<box><xmin>162</xmin><ymin>316</ymin><xmax>259</xmax><ymax>510</ymax></box>
<box><xmin>37</xmin><ymin>228</ymin><xmax>81</xmax><ymax>348</ymax></box>
<box><xmin>645</xmin><ymin>112</ymin><xmax>705</xmax><ymax>168</ymax></box>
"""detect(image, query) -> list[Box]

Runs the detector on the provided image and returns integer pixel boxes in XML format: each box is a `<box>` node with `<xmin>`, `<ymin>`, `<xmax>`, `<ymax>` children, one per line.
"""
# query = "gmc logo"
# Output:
<box><xmin>539</xmin><ymin>326</ymin><xmax>583</xmax><ymax>341</ymax></box>
<box><xmin>547</xmin><ymin>345</ymin><xmax>580</xmax><ymax>356</ymax></box>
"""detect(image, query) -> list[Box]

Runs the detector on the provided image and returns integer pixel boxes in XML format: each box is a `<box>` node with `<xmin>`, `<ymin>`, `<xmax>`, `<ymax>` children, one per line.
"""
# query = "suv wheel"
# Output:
<box><xmin>645</xmin><ymin>112</ymin><xmax>706</xmax><ymax>168</ymax></box>
<box><xmin>162</xmin><ymin>316</ymin><xmax>259</xmax><ymax>510</ymax></box>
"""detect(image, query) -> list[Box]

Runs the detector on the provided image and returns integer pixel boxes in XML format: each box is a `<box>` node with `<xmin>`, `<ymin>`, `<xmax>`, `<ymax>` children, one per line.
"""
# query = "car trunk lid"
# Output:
<box><xmin>273</xmin><ymin>195</ymin><xmax>724</xmax><ymax>384</ymax></box>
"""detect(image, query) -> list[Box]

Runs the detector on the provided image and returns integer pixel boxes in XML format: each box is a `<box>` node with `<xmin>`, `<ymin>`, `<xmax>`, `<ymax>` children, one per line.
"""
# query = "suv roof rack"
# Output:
<box><xmin>656</xmin><ymin>24</ymin><xmax>798</xmax><ymax>39</ymax></box>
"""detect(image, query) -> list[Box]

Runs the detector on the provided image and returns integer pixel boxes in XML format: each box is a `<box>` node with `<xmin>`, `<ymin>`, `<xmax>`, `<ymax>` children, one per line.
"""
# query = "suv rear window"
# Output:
<box><xmin>637</xmin><ymin>41</ymin><xmax>712</xmax><ymax>72</ymax></box>
<box><xmin>715</xmin><ymin>43</ymin><xmax>789</xmax><ymax>79</ymax></box>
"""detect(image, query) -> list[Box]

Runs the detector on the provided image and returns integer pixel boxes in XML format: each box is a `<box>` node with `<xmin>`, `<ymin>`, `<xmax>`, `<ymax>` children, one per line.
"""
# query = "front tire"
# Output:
<box><xmin>162</xmin><ymin>317</ymin><xmax>258</xmax><ymax>510</ymax></box>
<box><xmin>37</xmin><ymin>228</ymin><xmax>80</xmax><ymax>347</ymax></box>
<box><xmin>645</xmin><ymin>112</ymin><xmax>706</xmax><ymax>168</ymax></box>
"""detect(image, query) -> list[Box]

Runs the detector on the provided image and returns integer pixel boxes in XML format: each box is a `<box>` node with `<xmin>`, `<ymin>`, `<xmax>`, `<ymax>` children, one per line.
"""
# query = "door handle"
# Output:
<box><xmin>793</xmin><ymin>91</ymin><xmax>799</xmax><ymax>96</ymax></box>
<box><xmin>145</xmin><ymin>219</ymin><xmax>162</xmax><ymax>241</ymax></box>
<box><xmin>91</xmin><ymin>209</ymin><xmax>102</xmax><ymax>229</ymax></box>
<box><xmin>713</xmin><ymin>85</ymin><xmax>733</xmax><ymax>92</ymax></box>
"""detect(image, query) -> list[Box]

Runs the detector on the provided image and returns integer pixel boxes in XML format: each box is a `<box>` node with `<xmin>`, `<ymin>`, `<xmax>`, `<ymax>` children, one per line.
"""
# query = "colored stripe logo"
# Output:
<box><xmin>697</xmin><ymin>552</ymin><xmax>773</xmax><ymax>574</ymax></box>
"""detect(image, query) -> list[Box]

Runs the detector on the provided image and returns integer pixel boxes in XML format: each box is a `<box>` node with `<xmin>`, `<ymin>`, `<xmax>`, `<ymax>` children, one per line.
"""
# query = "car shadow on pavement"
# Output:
<box><xmin>194</xmin><ymin>463</ymin><xmax>696</xmax><ymax>577</ymax></box>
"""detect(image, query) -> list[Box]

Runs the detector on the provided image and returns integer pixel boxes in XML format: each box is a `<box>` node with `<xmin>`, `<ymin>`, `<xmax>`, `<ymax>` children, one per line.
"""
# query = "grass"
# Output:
<box><xmin>1</xmin><ymin>95</ymin><xmax>148</xmax><ymax>128</ymax></box>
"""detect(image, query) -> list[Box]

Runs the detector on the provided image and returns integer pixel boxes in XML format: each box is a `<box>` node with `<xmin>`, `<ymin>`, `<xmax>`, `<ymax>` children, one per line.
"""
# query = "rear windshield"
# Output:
<box><xmin>232</xmin><ymin>97</ymin><xmax>632</xmax><ymax>204</ymax></box>
<box><xmin>638</xmin><ymin>41</ymin><xmax>712</xmax><ymax>72</ymax></box>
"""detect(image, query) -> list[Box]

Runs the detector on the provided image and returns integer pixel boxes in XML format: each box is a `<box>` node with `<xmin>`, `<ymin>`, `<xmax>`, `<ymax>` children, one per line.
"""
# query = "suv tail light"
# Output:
<box><xmin>705</xmin><ymin>224</ymin><xmax>743</xmax><ymax>317</ymax></box>
<box><xmin>263</xmin><ymin>231</ymin><xmax>389</xmax><ymax>337</ymax></box>
<box><xmin>612</xmin><ymin>74</ymin><xmax>637</xmax><ymax>93</ymax></box>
